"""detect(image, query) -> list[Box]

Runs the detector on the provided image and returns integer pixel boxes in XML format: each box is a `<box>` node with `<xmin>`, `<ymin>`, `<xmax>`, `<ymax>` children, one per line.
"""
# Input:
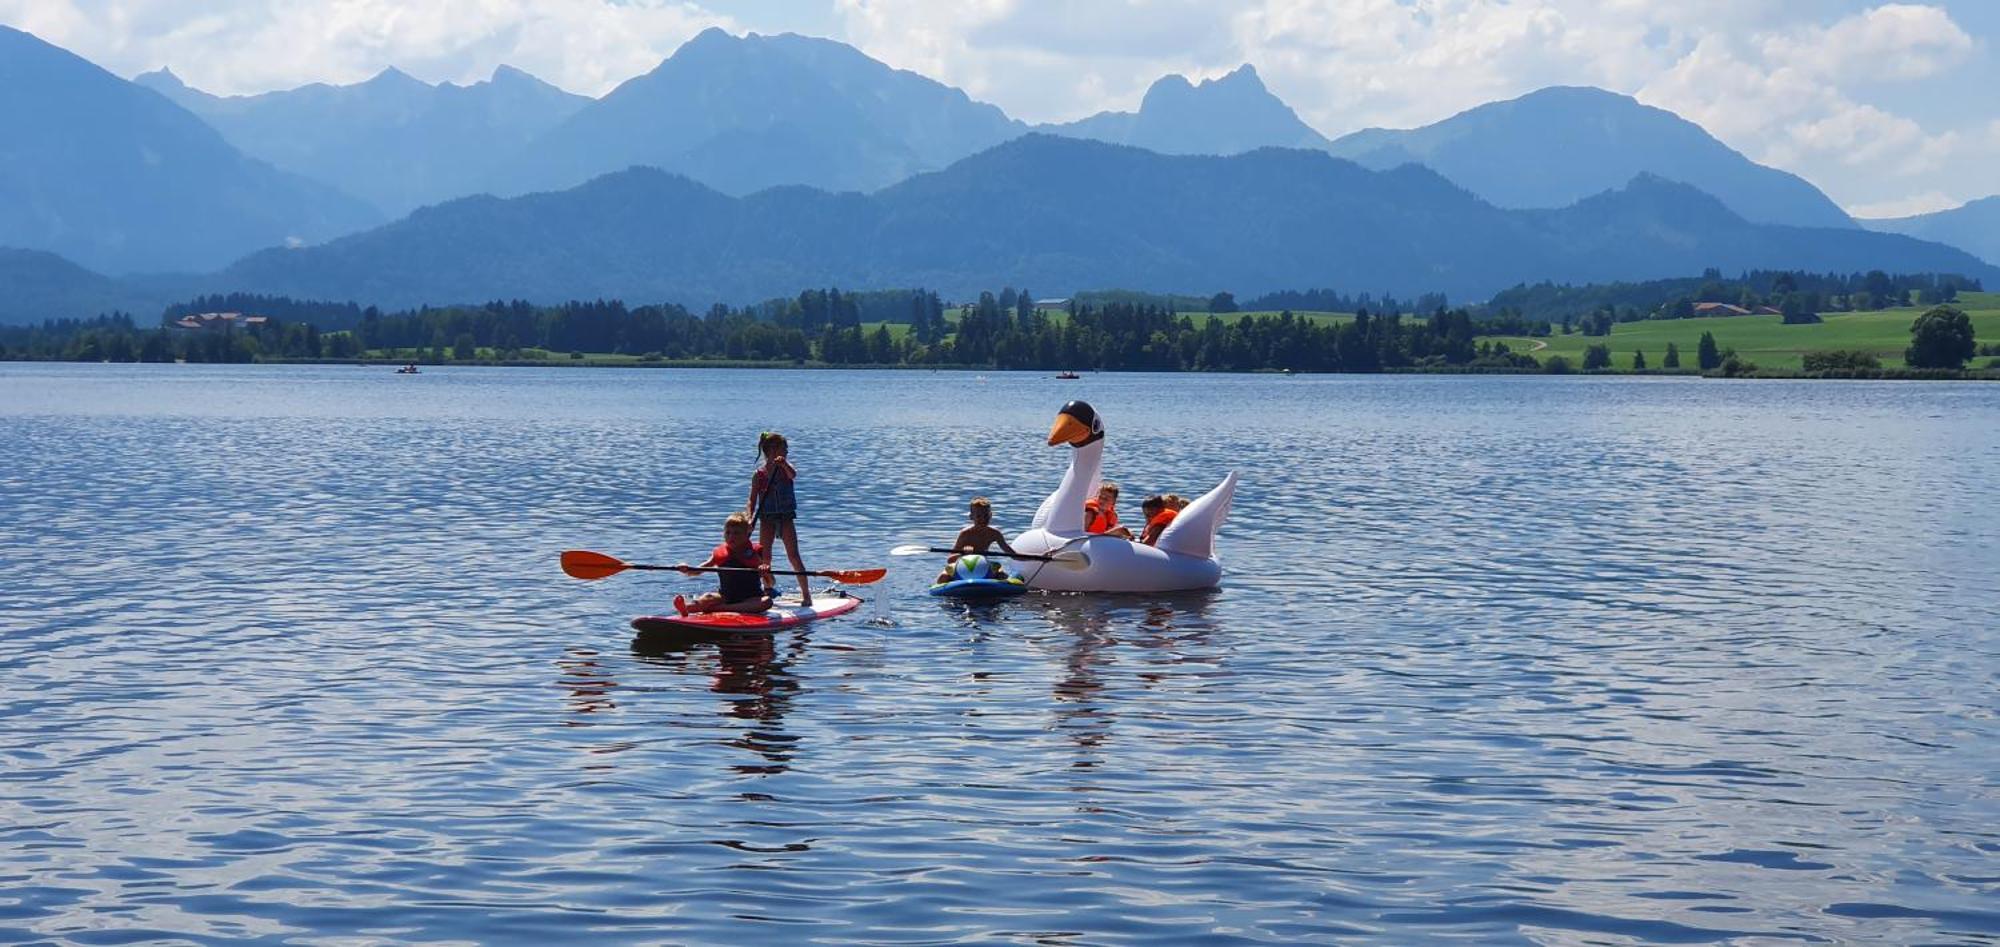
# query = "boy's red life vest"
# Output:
<box><xmin>712</xmin><ymin>541</ymin><xmax>766</xmax><ymax>602</ymax></box>
<box><xmin>1084</xmin><ymin>499</ymin><xmax>1118</xmax><ymax>534</ymax></box>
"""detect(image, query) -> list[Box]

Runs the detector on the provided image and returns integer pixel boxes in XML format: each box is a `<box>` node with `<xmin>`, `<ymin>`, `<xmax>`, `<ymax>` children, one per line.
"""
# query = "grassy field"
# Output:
<box><xmin>1494</xmin><ymin>297</ymin><xmax>2000</xmax><ymax>371</ymax></box>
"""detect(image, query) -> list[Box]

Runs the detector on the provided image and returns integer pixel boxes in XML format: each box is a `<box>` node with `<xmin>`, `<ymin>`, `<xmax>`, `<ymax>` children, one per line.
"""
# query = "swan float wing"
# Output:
<box><xmin>1155</xmin><ymin>470</ymin><xmax>1237</xmax><ymax>560</ymax></box>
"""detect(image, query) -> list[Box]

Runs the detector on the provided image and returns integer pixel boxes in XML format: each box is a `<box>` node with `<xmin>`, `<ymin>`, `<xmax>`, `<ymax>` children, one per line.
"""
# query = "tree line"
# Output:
<box><xmin>1489</xmin><ymin>268</ymin><xmax>1978</xmax><ymax>332</ymax></box>
<box><xmin>2</xmin><ymin>291</ymin><xmax>1548</xmax><ymax>372</ymax></box>
<box><xmin>1</xmin><ymin>279</ymin><xmax>1984</xmax><ymax>376</ymax></box>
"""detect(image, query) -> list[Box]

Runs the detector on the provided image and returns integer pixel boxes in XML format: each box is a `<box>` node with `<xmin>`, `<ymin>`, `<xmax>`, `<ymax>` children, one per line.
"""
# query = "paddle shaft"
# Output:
<box><xmin>630</xmin><ymin>563</ymin><xmax>841</xmax><ymax>578</ymax></box>
<box><xmin>922</xmin><ymin>547</ymin><xmax>1066</xmax><ymax>562</ymax></box>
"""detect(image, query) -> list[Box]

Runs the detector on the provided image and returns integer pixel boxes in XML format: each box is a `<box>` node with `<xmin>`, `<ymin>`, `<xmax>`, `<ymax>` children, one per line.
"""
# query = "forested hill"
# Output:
<box><xmin>215</xmin><ymin>135</ymin><xmax>1996</xmax><ymax>310</ymax></box>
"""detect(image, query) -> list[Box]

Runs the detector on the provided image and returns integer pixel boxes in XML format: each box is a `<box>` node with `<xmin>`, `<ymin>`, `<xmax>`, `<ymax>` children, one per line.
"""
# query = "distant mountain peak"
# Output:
<box><xmin>138</xmin><ymin>65</ymin><xmax>186</xmax><ymax>87</ymax></box>
<box><xmin>1326</xmin><ymin>84</ymin><xmax>1855</xmax><ymax>229</ymax></box>
<box><xmin>1143</xmin><ymin>73</ymin><xmax>1195</xmax><ymax>97</ymax></box>
<box><xmin>1049</xmin><ymin>61</ymin><xmax>1328</xmax><ymax>156</ymax></box>
<box><xmin>364</xmin><ymin>66</ymin><xmax>427</xmax><ymax>89</ymax></box>
<box><xmin>1517</xmin><ymin>84</ymin><xmax>1633</xmax><ymax>104</ymax></box>
<box><xmin>1141</xmin><ymin>64</ymin><xmax>1273</xmax><ymax>105</ymax></box>
<box><xmin>1211</xmin><ymin>63</ymin><xmax>1264</xmax><ymax>86</ymax></box>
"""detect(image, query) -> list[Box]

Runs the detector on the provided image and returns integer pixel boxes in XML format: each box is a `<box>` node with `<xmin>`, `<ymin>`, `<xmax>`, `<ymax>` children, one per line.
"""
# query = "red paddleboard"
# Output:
<box><xmin>630</xmin><ymin>591</ymin><xmax>862</xmax><ymax>635</ymax></box>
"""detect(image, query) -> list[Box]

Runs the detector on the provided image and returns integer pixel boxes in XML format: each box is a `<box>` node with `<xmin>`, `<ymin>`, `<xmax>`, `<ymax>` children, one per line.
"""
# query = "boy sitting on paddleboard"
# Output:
<box><xmin>935</xmin><ymin>497</ymin><xmax>1020</xmax><ymax>584</ymax></box>
<box><xmin>673</xmin><ymin>513</ymin><xmax>773</xmax><ymax>615</ymax></box>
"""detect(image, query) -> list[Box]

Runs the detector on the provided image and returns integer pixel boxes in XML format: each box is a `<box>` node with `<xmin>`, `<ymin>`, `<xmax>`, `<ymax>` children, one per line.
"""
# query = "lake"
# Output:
<box><xmin>2</xmin><ymin>364</ymin><xmax>1996</xmax><ymax>944</ymax></box>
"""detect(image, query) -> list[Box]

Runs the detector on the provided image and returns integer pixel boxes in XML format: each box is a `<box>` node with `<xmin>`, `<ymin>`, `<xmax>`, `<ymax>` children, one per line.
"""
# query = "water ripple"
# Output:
<box><xmin>1</xmin><ymin>365</ymin><xmax>1996</xmax><ymax>944</ymax></box>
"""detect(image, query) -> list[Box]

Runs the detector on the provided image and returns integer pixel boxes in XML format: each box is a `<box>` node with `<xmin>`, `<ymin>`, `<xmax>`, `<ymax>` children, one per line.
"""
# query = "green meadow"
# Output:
<box><xmin>1495</xmin><ymin>294</ymin><xmax>2000</xmax><ymax>371</ymax></box>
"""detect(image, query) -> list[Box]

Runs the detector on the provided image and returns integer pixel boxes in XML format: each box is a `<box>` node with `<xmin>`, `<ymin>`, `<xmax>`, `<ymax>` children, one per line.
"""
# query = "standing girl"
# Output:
<box><xmin>747</xmin><ymin>431</ymin><xmax>811</xmax><ymax>606</ymax></box>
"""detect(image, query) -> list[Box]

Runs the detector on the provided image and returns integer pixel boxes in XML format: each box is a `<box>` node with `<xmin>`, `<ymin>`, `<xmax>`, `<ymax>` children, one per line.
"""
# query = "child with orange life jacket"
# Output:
<box><xmin>672</xmin><ymin>513</ymin><xmax>772</xmax><ymax>615</ymax></box>
<box><xmin>1083</xmin><ymin>481</ymin><xmax>1136</xmax><ymax>539</ymax></box>
<box><xmin>1138</xmin><ymin>494</ymin><xmax>1180</xmax><ymax>546</ymax></box>
<box><xmin>748</xmin><ymin>432</ymin><xmax>811</xmax><ymax>606</ymax></box>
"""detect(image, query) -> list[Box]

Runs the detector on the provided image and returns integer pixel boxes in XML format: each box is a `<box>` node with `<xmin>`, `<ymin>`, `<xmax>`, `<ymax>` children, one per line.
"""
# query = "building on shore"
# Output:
<box><xmin>172</xmin><ymin>312</ymin><xmax>268</xmax><ymax>330</ymax></box>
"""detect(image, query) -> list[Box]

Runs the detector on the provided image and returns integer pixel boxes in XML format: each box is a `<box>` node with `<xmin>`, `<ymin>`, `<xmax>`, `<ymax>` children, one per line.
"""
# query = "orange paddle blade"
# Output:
<box><xmin>822</xmin><ymin>567</ymin><xmax>887</xmax><ymax>585</ymax></box>
<box><xmin>561</xmin><ymin>549</ymin><xmax>629</xmax><ymax>580</ymax></box>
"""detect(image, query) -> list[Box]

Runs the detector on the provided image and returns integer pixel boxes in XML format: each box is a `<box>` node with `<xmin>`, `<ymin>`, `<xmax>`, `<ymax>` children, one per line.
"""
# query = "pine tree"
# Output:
<box><xmin>1697</xmin><ymin>332</ymin><xmax>1721</xmax><ymax>370</ymax></box>
<box><xmin>1663</xmin><ymin>342</ymin><xmax>1680</xmax><ymax>368</ymax></box>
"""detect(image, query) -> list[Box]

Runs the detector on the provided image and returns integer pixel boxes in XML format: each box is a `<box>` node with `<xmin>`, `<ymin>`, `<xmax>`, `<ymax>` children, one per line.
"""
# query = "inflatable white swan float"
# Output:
<box><xmin>1012</xmin><ymin>401</ymin><xmax>1237</xmax><ymax>592</ymax></box>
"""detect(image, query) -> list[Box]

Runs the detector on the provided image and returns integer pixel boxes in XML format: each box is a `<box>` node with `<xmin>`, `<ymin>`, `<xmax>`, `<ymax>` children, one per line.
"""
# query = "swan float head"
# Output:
<box><xmin>1047</xmin><ymin>400</ymin><xmax>1104</xmax><ymax>447</ymax></box>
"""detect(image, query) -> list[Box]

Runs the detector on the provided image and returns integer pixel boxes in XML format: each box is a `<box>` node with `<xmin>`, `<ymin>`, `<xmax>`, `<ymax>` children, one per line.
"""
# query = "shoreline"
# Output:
<box><xmin>6</xmin><ymin>356</ymin><xmax>1996</xmax><ymax>381</ymax></box>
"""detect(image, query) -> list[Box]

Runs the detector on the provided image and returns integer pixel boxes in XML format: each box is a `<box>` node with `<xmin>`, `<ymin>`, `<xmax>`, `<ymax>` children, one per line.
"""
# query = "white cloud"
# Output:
<box><xmin>0</xmin><ymin>0</ymin><xmax>735</xmax><ymax>95</ymax></box>
<box><xmin>832</xmin><ymin>0</ymin><xmax>1230</xmax><ymax>123</ymax></box>
<box><xmin>1849</xmin><ymin>190</ymin><xmax>1960</xmax><ymax>218</ymax></box>
<box><xmin>1637</xmin><ymin>4</ymin><xmax>1989</xmax><ymax>211</ymax></box>
<box><xmin>1763</xmin><ymin>2</ymin><xmax>1973</xmax><ymax>80</ymax></box>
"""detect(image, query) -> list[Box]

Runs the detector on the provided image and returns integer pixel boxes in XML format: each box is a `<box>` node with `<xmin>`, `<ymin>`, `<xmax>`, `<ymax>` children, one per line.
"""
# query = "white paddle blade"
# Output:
<box><xmin>1049</xmin><ymin>550</ymin><xmax>1091</xmax><ymax>571</ymax></box>
<box><xmin>889</xmin><ymin>544</ymin><xmax>932</xmax><ymax>556</ymax></box>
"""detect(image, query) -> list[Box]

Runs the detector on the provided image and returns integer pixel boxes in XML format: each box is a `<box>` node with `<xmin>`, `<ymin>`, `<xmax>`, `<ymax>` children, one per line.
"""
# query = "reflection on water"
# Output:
<box><xmin>631</xmin><ymin>631</ymin><xmax>808</xmax><ymax>775</ymax></box>
<box><xmin>2</xmin><ymin>364</ymin><xmax>1997</xmax><ymax>944</ymax></box>
<box><xmin>556</xmin><ymin>646</ymin><xmax>620</xmax><ymax>720</ymax></box>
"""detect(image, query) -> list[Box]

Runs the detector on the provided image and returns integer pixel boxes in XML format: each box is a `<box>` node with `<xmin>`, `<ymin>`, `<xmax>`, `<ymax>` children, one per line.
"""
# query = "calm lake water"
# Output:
<box><xmin>2</xmin><ymin>364</ymin><xmax>1997</xmax><ymax>945</ymax></box>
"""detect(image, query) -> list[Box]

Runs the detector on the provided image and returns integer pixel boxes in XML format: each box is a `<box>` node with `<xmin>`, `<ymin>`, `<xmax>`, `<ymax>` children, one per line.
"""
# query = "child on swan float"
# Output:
<box><xmin>1139</xmin><ymin>494</ymin><xmax>1179</xmax><ymax>546</ymax></box>
<box><xmin>1083</xmin><ymin>481</ymin><xmax>1135</xmax><ymax>539</ymax></box>
<box><xmin>749</xmin><ymin>431</ymin><xmax>811</xmax><ymax>606</ymax></box>
<box><xmin>673</xmin><ymin>513</ymin><xmax>772</xmax><ymax>615</ymax></box>
<box><xmin>936</xmin><ymin>497</ymin><xmax>1021</xmax><ymax>584</ymax></box>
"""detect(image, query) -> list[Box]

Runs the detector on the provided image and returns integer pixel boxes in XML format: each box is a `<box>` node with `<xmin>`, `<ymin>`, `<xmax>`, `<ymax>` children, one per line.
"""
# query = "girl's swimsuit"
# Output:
<box><xmin>754</xmin><ymin>463</ymin><xmax>797</xmax><ymax>522</ymax></box>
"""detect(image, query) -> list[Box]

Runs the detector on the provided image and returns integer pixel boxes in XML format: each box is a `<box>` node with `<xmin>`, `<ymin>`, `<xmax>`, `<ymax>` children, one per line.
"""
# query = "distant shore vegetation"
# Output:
<box><xmin>2</xmin><ymin>272</ymin><xmax>1995</xmax><ymax>380</ymax></box>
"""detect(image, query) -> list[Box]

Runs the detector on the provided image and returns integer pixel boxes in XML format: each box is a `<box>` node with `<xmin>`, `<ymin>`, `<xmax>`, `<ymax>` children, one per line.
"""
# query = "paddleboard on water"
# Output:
<box><xmin>928</xmin><ymin>577</ymin><xmax>1028</xmax><ymax>599</ymax></box>
<box><xmin>630</xmin><ymin>590</ymin><xmax>860</xmax><ymax>635</ymax></box>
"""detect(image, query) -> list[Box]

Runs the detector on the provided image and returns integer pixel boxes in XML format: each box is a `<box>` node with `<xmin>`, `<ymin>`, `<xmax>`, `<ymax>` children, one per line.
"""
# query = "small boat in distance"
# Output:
<box><xmin>1055</xmin><ymin>371</ymin><xmax>1081</xmax><ymax>379</ymax></box>
<box><xmin>395</xmin><ymin>363</ymin><xmax>421</xmax><ymax>374</ymax></box>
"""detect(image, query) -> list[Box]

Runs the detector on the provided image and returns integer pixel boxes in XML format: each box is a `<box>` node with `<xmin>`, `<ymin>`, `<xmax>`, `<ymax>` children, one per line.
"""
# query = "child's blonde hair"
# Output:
<box><xmin>757</xmin><ymin>431</ymin><xmax>788</xmax><ymax>459</ymax></box>
<box><xmin>724</xmin><ymin>512</ymin><xmax>752</xmax><ymax>534</ymax></box>
<box><xmin>970</xmin><ymin>496</ymin><xmax>992</xmax><ymax>520</ymax></box>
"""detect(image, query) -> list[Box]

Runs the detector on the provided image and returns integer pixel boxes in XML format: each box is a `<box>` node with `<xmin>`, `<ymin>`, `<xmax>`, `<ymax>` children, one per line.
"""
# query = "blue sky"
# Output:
<box><xmin>3</xmin><ymin>0</ymin><xmax>1993</xmax><ymax>216</ymax></box>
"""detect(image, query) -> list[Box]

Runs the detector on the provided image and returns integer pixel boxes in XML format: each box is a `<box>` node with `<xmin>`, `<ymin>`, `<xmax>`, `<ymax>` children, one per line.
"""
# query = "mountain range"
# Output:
<box><xmin>491</xmin><ymin>28</ymin><xmax>1025</xmax><ymax>198</ymax></box>
<box><xmin>1864</xmin><ymin>197</ymin><xmax>2000</xmax><ymax>267</ymax></box>
<box><xmin>0</xmin><ymin>25</ymin><xmax>378</xmax><ymax>275</ymax></box>
<box><xmin>207</xmin><ymin>136</ymin><xmax>1995</xmax><ymax>311</ymax></box>
<box><xmin>1</xmin><ymin>23</ymin><xmax>1994</xmax><ymax>322</ymax></box>
<box><xmin>137</xmin><ymin>63</ymin><xmax>589</xmax><ymax>217</ymax></box>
